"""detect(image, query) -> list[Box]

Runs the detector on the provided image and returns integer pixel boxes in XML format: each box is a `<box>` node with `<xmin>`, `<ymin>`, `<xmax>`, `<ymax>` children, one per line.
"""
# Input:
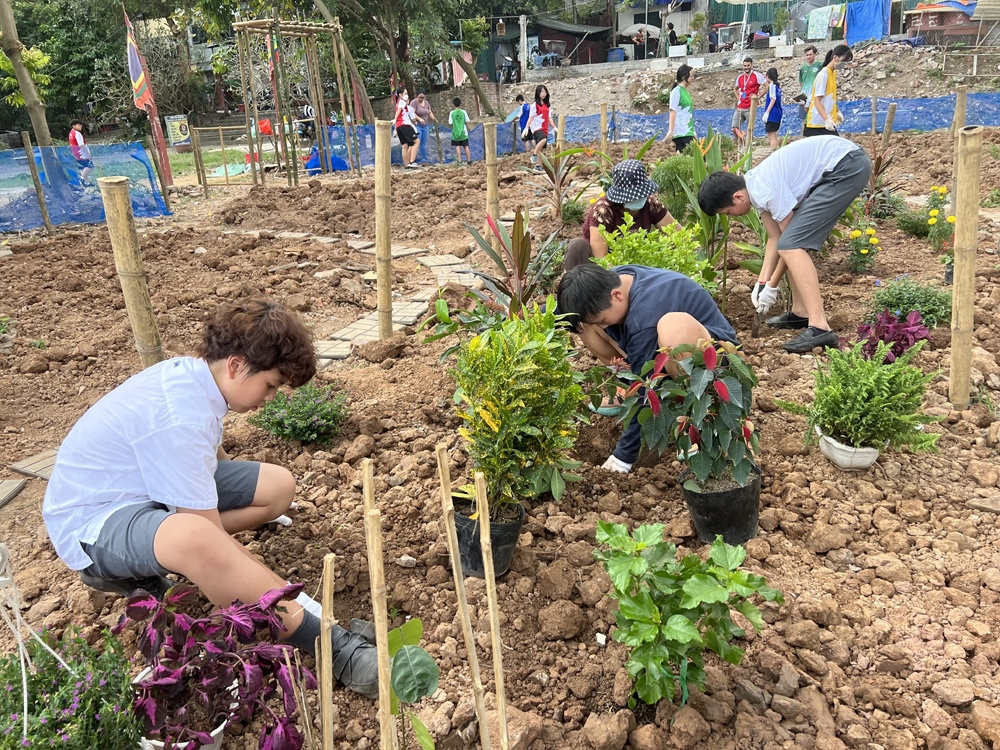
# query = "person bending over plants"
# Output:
<box><xmin>555</xmin><ymin>263</ymin><xmax>737</xmax><ymax>473</ymax></box>
<box><xmin>698</xmin><ymin>135</ymin><xmax>871</xmax><ymax>353</ymax></box>
<box><xmin>42</xmin><ymin>298</ymin><xmax>378</xmax><ymax>698</ymax></box>
<box><xmin>563</xmin><ymin>159</ymin><xmax>678</xmax><ymax>270</ymax></box>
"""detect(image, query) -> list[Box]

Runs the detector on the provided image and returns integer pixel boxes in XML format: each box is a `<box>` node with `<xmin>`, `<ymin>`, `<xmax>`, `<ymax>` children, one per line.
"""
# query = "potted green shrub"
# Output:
<box><xmin>451</xmin><ymin>298</ymin><xmax>586</xmax><ymax>576</ymax></box>
<box><xmin>611</xmin><ymin>340</ymin><xmax>761</xmax><ymax>544</ymax></box>
<box><xmin>778</xmin><ymin>341</ymin><xmax>939</xmax><ymax>471</ymax></box>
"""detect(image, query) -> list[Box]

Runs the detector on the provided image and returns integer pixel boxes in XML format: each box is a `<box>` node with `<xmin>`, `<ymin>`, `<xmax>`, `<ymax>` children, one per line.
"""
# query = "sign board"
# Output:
<box><xmin>776</xmin><ymin>45</ymin><xmax>795</xmax><ymax>58</ymax></box>
<box><xmin>164</xmin><ymin>115</ymin><xmax>191</xmax><ymax>147</ymax></box>
<box><xmin>668</xmin><ymin>44</ymin><xmax>688</xmax><ymax>58</ymax></box>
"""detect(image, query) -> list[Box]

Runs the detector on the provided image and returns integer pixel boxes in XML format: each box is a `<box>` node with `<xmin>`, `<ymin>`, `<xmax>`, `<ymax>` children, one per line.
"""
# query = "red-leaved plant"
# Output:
<box><xmin>115</xmin><ymin>583</ymin><xmax>315</xmax><ymax>750</ymax></box>
<box><xmin>856</xmin><ymin>309</ymin><xmax>930</xmax><ymax>364</ymax></box>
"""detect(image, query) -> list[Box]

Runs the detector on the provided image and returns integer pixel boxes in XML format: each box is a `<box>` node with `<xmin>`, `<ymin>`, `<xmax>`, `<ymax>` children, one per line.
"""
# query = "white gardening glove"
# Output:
<box><xmin>601</xmin><ymin>455</ymin><xmax>633</xmax><ymax>473</ymax></box>
<box><xmin>824</xmin><ymin>117</ymin><xmax>837</xmax><ymax>131</ymax></box>
<box><xmin>751</xmin><ymin>281</ymin><xmax>765</xmax><ymax>309</ymax></box>
<box><xmin>756</xmin><ymin>284</ymin><xmax>780</xmax><ymax>314</ymax></box>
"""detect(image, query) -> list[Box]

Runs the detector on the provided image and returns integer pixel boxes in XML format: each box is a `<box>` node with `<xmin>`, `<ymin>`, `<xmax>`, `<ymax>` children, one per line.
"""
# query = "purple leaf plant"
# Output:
<box><xmin>115</xmin><ymin>582</ymin><xmax>316</xmax><ymax>750</ymax></box>
<box><xmin>856</xmin><ymin>309</ymin><xmax>931</xmax><ymax>364</ymax></box>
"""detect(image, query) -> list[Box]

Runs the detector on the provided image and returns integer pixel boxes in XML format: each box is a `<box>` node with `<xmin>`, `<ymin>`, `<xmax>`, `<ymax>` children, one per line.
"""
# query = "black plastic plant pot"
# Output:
<box><xmin>944</xmin><ymin>266</ymin><xmax>954</xmax><ymax>285</ymax></box>
<box><xmin>453</xmin><ymin>501</ymin><xmax>526</xmax><ymax>579</ymax></box>
<box><xmin>677</xmin><ymin>467</ymin><xmax>761</xmax><ymax>546</ymax></box>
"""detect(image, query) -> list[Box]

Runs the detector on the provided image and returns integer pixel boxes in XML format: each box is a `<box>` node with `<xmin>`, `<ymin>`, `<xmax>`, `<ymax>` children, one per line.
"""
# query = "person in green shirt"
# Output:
<box><xmin>795</xmin><ymin>45</ymin><xmax>823</xmax><ymax>131</ymax></box>
<box><xmin>449</xmin><ymin>97</ymin><xmax>472</xmax><ymax>165</ymax></box>
<box><xmin>665</xmin><ymin>64</ymin><xmax>696</xmax><ymax>154</ymax></box>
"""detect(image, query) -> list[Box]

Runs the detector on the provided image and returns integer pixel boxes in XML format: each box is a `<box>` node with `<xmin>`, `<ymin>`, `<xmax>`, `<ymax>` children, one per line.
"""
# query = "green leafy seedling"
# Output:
<box><xmin>388</xmin><ymin>618</ymin><xmax>440</xmax><ymax>750</ymax></box>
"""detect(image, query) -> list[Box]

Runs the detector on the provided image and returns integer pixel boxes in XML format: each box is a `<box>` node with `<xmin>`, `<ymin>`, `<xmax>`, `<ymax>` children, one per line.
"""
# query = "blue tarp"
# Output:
<box><xmin>0</xmin><ymin>142</ymin><xmax>169</xmax><ymax>234</ymax></box>
<box><xmin>846</xmin><ymin>0</ymin><xmax>891</xmax><ymax>46</ymax></box>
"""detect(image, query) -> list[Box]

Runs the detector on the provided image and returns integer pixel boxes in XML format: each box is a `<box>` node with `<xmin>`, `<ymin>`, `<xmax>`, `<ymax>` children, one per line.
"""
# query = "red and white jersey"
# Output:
<box><xmin>394</xmin><ymin>98</ymin><xmax>415</xmax><ymax>128</ymax></box>
<box><xmin>69</xmin><ymin>128</ymin><xmax>91</xmax><ymax>159</ymax></box>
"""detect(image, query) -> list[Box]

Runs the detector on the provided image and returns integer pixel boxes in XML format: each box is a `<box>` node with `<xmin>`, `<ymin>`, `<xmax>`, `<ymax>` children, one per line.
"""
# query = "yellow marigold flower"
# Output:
<box><xmin>860</xmin><ymin>248</ymin><xmax>869</xmax><ymax>255</ymax></box>
<box><xmin>850</xmin><ymin>230</ymin><xmax>862</xmax><ymax>239</ymax></box>
<box><xmin>928</xmin><ymin>217</ymin><xmax>938</xmax><ymax>225</ymax></box>
<box><xmin>869</xmin><ymin>237</ymin><xmax>879</xmax><ymax>245</ymax></box>
<box><xmin>589</xmin><ymin>198</ymin><xmax>596</xmax><ymax>204</ymax></box>
<box><xmin>865</xmin><ymin>228</ymin><xmax>876</xmax><ymax>236</ymax></box>
<box><xmin>947</xmin><ymin>215</ymin><xmax>956</xmax><ymax>223</ymax></box>
<box><xmin>938</xmin><ymin>187</ymin><xmax>948</xmax><ymax>194</ymax></box>
<box><xmin>929</xmin><ymin>209</ymin><xmax>939</xmax><ymax>217</ymax></box>
<box><xmin>930</xmin><ymin>185</ymin><xmax>938</xmax><ymax>191</ymax></box>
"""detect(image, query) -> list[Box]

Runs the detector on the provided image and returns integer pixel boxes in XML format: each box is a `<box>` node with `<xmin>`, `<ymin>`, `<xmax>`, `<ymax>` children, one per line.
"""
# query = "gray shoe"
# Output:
<box><xmin>782</xmin><ymin>327</ymin><xmax>838</xmax><ymax>353</ymax></box>
<box><xmin>79</xmin><ymin>572</ymin><xmax>172</xmax><ymax>600</ymax></box>
<box><xmin>331</xmin><ymin>624</ymin><xmax>379</xmax><ymax>698</ymax></box>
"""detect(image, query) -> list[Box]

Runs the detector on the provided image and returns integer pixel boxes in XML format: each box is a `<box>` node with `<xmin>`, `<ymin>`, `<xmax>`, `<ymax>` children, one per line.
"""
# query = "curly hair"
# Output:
<box><xmin>198</xmin><ymin>298</ymin><xmax>315</xmax><ymax>387</ymax></box>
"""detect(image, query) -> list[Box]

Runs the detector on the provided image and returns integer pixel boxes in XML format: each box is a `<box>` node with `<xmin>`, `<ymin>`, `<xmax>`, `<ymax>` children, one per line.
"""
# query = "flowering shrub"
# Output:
<box><xmin>847</xmin><ymin>222</ymin><xmax>880</xmax><ymax>273</ymax></box>
<box><xmin>1</xmin><ymin>628</ymin><xmax>141</xmax><ymax>750</ymax></box>
<box><xmin>118</xmin><ymin>583</ymin><xmax>315</xmax><ymax>750</ymax></box>
<box><xmin>248</xmin><ymin>380</ymin><xmax>348</xmax><ymax>445</ymax></box>
<box><xmin>928</xmin><ymin>211</ymin><xmax>956</xmax><ymax>252</ymax></box>
<box><xmin>897</xmin><ymin>186</ymin><xmax>949</xmax><ymax>239</ymax></box>
<box><xmin>857</xmin><ymin>309</ymin><xmax>931</xmax><ymax>363</ymax></box>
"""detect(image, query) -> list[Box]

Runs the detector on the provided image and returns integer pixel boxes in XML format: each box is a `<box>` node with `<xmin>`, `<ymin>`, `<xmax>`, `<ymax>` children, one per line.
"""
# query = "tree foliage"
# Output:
<box><xmin>0</xmin><ymin>39</ymin><xmax>50</xmax><ymax>106</ymax></box>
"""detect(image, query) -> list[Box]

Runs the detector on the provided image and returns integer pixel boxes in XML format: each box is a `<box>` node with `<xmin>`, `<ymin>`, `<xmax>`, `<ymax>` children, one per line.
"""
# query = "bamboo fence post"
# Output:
<box><xmin>218</xmin><ymin>128</ymin><xmax>229</xmax><ymax>185</ymax></box>
<box><xmin>485</xmin><ymin>123</ymin><xmax>500</xmax><ymax>252</ymax></box>
<box><xmin>192</xmin><ymin>129</ymin><xmax>209</xmax><ymax>199</ymax></box>
<box><xmin>600</xmin><ymin>101</ymin><xmax>608</xmax><ymax>153</ymax></box>
<box><xmin>236</xmin><ymin>30</ymin><xmax>258</xmax><ymax>186</ymax></box>
<box><xmin>329</xmin><ymin>27</ymin><xmax>356</xmax><ymax>176</ymax></box>
<box><xmin>145</xmin><ymin>136</ymin><xmax>171</xmax><ymax>212</ymax></box>
<box><xmin>319</xmin><ymin>553</ymin><xmax>336</xmax><ymax>750</ymax></box>
<box><xmin>511</xmin><ymin>120</ymin><xmax>518</xmax><ymax>155</ymax></box>
<box><xmin>362</xmin><ymin>459</ymin><xmax>395</xmax><ymax>749</ymax></box>
<box><xmin>880</xmin><ymin>102</ymin><xmax>897</xmax><ymax>152</ymax></box>
<box><xmin>871</xmin><ymin>96</ymin><xmax>877</xmax><ymax>135</ymax></box>
<box><xmin>434</xmin><ymin>119</ymin><xmax>444</xmax><ymax>164</ymax></box>
<box><xmin>556</xmin><ymin>113</ymin><xmax>566</xmax><ymax>154</ymax></box>
<box><xmin>611</xmin><ymin>104</ymin><xmax>616</xmax><ymax>144</ymax></box>
<box><xmin>244</xmin><ymin>30</ymin><xmax>267</xmax><ymax>187</ymax></box>
<box><xmin>434</xmin><ymin>445</ymin><xmax>492</xmax><ymax>750</ymax></box>
<box><xmin>949</xmin><ymin>125</ymin><xmax>983</xmax><ymax>410</ymax></box>
<box><xmin>375</xmin><ymin>121</ymin><xmax>393</xmax><ymax>339</ymax></box>
<box><xmin>950</xmin><ymin>85</ymin><xmax>968</xmax><ymax>217</ymax></box>
<box><xmin>304</xmin><ymin>38</ymin><xmax>325</xmax><ymax>175</ymax></box>
<box><xmin>335</xmin><ymin>26</ymin><xmax>363</xmax><ymax>173</ymax></box>
<box><xmin>747</xmin><ymin>98</ymin><xmax>756</xmax><ymax>152</ymax></box>
<box><xmin>474</xmin><ymin>473</ymin><xmax>509</xmax><ymax>750</ymax></box>
<box><xmin>97</xmin><ymin>176</ymin><xmax>165</xmax><ymax>368</ymax></box>
<box><xmin>20</xmin><ymin>132</ymin><xmax>52</xmax><ymax>233</ymax></box>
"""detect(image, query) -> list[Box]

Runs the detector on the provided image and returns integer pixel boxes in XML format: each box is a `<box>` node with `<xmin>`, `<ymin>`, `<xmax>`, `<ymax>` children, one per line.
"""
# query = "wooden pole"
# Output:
<box><xmin>244</xmin><ymin>31</ymin><xmax>266</xmax><ymax>187</ymax></box>
<box><xmin>948</xmin><ymin>125</ymin><xmax>982</xmax><ymax>410</ymax></box>
<box><xmin>600</xmin><ymin>101</ymin><xmax>608</xmax><ymax>153</ymax></box>
<box><xmin>192</xmin><ymin>129</ymin><xmax>209</xmax><ymax>199</ymax></box>
<box><xmin>329</xmin><ymin>28</ymin><xmax>356</xmax><ymax>176</ymax></box>
<box><xmin>319</xmin><ymin>553</ymin><xmax>336</xmax><ymax>750</ymax></box>
<box><xmin>20</xmin><ymin>131</ymin><xmax>52</xmax><ymax>233</ymax></box>
<box><xmin>273</xmin><ymin>16</ymin><xmax>298</xmax><ymax>187</ymax></box>
<box><xmin>362</xmin><ymin>459</ymin><xmax>395</xmax><ymax>750</ymax></box>
<box><xmin>474</xmin><ymin>473</ymin><xmax>509</xmax><ymax>750</ymax></box>
<box><xmin>218</xmin><ymin>127</ymin><xmax>230</xmax><ymax>185</ymax></box>
<box><xmin>950</xmin><ymin>85</ymin><xmax>968</xmax><ymax>217</ymax></box>
<box><xmin>880</xmin><ymin>102</ymin><xmax>897</xmax><ymax>152</ymax></box>
<box><xmin>434</xmin><ymin>445</ymin><xmax>492</xmax><ymax>750</ymax></box>
<box><xmin>611</xmin><ymin>104</ymin><xmax>616</xmax><ymax>143</ymax></box>
<box><xmin>556</xmin><ymin>113</ymin><xmax>566</xmax><ymax>154</ymax></box>
<box><xmin>747</xmin><ymin>98</ymin><xmax>756</xmax><ymax>152</ymax></box>
<box><xmin>871</xmin><ymin>96</ymin><xmax>877</xmax><ymax>135</ymax></box>
<box><xmin>236</xmin><ymin>30</ymin><xmax>258</xmax><ymax>186</ymax></box>
<box><xmin>97</xmin><ymin>177</ymin><xmax>165</xmax><ymax>369</ymax></box>
<box><xmin>950</xmin><ymin>84</ymin><xmax>967</xmax><ymax>136</ymax></box>
<box><xmin>485</xmin><ymin>123</ymin><xmax>500</xmax><ymax>252</ymax></box>
<box><xmin>375</xmin><ymin>120</ymin><xmax>393</xmax><ymax>339</ymax></box>
<box><xmin>145</xmin><ymin>136</ymin><xmax>172</xmax><ymax>212</ymax></box>
<box><xmin>434</xmin><ymin>120</ymin><xmax>444</xmax><ymax>164</ymax></box>
<box><xmin>511</xmin><ymin>120</ymin><xmax>519</xmax><ymax>155</ymax></box>
<box><xmin>334</xmin><ymin>27</ymin><xmax>363</xmax><ymax>173</ymax></box>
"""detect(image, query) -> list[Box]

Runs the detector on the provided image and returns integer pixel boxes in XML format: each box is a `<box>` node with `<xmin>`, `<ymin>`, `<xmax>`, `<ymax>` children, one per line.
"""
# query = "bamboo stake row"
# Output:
<box><xmin>485</xmin><ymin>123</ymin><xmax>500</xmax><ymax>252</ymax></box>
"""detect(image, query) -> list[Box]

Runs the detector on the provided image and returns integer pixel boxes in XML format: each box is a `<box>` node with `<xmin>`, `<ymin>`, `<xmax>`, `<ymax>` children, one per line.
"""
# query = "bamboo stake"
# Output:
<box><xmin>329</xmin><ymin>26</ymin><xmax>356</xmax><ymax>176</ymax></box>
<box><xmin>434</xmin><ymin>119</ymin><xmax>444</xmax><ymax>164</ymax></box>
<box><xmin>362</xmin><ymin>459</ymin><xmax>395</xmax><ymax>749</ymax></box>
<box><xmin>950</xmin><ymin>84</ymin><xmax>967</xmax><ymax>136</ymax></box>
<box><xmin>950</xmin><ymin>85</ymin><xmax>968</xmax><ymax>217</ymax></box>
<box><xmin>218</xmin><ymin>127</ymin><xmax>229</xmax><ymax>185</ymax></box>
<box><xmin>880</xmin><ymin>102</ymin><xmax>897</xmax><ymax>152</ymax></box>
<box><xmin>600</xmin><ymin>102</ymin><xmax>608</xmax><ymax>153</ymax></box>
<box><xmin>511</xmin><ymin>120</ymin><xmax>518</xmax><ymax>155</ymax></box>
<box><xmin>145</xmin><ymin>135</ymin><xmax>172</xmax><ymax>212</ymax></box>
<box><xmin>747</xmin><ymin>98</ymin><xmax>756</xmax><ymax>153</ymax></box>
<box><xmin>310</xmin><ymin>38</ymin><xmax>330</xmax><ymax>176</ymax></box>
<box><xmin>435</xmin><ymin>445</ymin><xmax>492</xmax><ymax>750</ymax></box>
<box><xmin>319</xmin><ymin>553</ymin><xmax>336</xmax><ymax>750</ymax></box>
<box><xmin>236</xmin><ymin>29</ymin><xmax>258</xmax><ymax>186</ymax></box>
<box><xmin>375</xmin><ymin>120</ymin><xmax>393</xmax><ymax>339</ymax></box>
<box><xmin>948</xmin><ymin>125</ymin><xmax>983</xmax><ymax>410</ymax></box>
<box><xmin>191</xmin><ymin>129</ymin><xmax>209</xmax><ymax>199</ymax></box>
<box><xmin>284</xmin><ymin>650</ymin><xmax>316</xmax><ymax>750</ymax></box>
<box><xmin>20</xmin><ymin>132</ymin><xmax>52</xmax><ymax>233</ymax></box>
<box><xmin>244</xmin><ymin>30</ymin><xmax>267</xmax><ymax>187</ymax></box>
<box><xmin>556</xmin><ymin>113</ymin><xmax>566</xmax><ymax>154</ymax></box>
<box><xmin>97</xmin><ymin>177</ymin><xmax>165</xmax><ymax>368</ymax></box>
<box><xmin>337</xmin><ymin>31</ymin><xmax>364</xmax><ymax>173</ymax></box>
<box><xmin>485</xmin><ymin>123</ymin><xmax>500</xmax><ymax>252</ymax></box>
<box><xmin>474</xmin><ymin>473</ymin><xmax>508</xmax><ymax>750</ymax></box>
<box><xmin>871</xmin><ymin>96</ymin><xmax>877</xmax><ymax>135</ymax></box>
<box><xmin>611</xmin><ymin>104</ymin><xmax>616</xmax><ymax>144</ymax></box>
<box><xmin>266</xmin><ymin>22</ymin><xmax>290</xmax><ymax>185</ymax></box>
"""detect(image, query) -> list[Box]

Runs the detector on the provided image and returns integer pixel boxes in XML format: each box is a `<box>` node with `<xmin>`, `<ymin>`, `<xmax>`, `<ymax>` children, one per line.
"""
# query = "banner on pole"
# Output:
<box><xmin>125</xmin><ymin>12</ymin><xmax>156</xmax><ymax>111</ymax></box>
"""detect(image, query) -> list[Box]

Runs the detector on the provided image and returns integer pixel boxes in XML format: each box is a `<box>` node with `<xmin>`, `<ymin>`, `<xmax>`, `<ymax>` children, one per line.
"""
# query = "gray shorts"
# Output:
<box><xmin>732</xmin><ymin>108</ymin><xmax>751</xmax><ymax>131</ymax></box>
<box><xmin>79</xmin><ymin>460</ymin><xmax>261</xmax><ymax>581</ymax></box>
<box><xmin>777</xmin><ymin>149</ymin><xmax>872</xmax><ymax>252</ymax></box>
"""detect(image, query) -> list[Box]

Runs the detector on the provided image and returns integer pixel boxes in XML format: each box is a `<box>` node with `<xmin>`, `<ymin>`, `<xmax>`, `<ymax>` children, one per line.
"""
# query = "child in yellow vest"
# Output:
<box><xmin>804</xmin><ymin>45</ymin><xmax>853</xmax><ymax>137</ymax></box>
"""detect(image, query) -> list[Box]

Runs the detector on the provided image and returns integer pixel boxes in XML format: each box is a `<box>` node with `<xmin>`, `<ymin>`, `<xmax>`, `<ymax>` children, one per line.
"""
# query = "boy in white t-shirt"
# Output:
<box><xmin>42</xmin><ymin>298</ymin><xmax>379</xmax><ymax>697</ymax></box>
<box><xmin>697</xmin><ymin>136</ymin><xmax>871</xmax><ymax>353</ymax></box>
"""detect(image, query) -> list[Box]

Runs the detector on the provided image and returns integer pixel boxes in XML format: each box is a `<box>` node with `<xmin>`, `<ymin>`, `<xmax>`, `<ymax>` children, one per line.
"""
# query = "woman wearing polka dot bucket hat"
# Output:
<box><xmin>564</xmin><ymin>159</ymin><xmax>678</xmax><ymax>270</ymax></box>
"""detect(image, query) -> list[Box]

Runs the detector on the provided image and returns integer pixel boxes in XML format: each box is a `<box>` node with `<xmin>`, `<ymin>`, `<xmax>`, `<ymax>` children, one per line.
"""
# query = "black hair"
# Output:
<box><xmin>70</xmin><ymin>120</ymin><xmax>82</xmax><ymax>128</ymax></box>
<box><xmin>698</xmin><ymin>171</ymin><xmax>747</xmax><ymax>216</ymax></box>
<box><xmin>394</xmin><ymin>86</ymin><xmax>406</xmax><ymax>97</ymax></box>
<box><xmin>823</xmin><ymin>44</ymin><xmax>852</xmax><ymax>67</ymax></box>
<box><xmin>804</xmin><ymin>44</ymin><xmax>818</xmax><ymax>54</ymax></box>
<box><xmin>667</xmin><ymin>22</ymin><xmax>674</xmax><ymax>29</ymax></box>
<box><xmin>416</xmin><ymin>91</ymin><xmax>426</xmax><ymax>97</ymax></box>
<box><xmin>555</xmin><ymin>264</ymin><xmax>622</xmax><ymax>333</ymax></box>
<box><xmin>534</xmin><ymin>85</ymin><xmax>550</xmax><ymax>106</ymax></box>
<box><xmin>452</xmin><ymin>97</ymin><xmax>462</xmax><ymax>107</ymax></box>
<box><xmin>743</xmin><ymin>56</ymin><xmax>753</xmax><ymax>64</ymax></box>
<box><xmin>674</xmin><ymin>64</ymin><xmax>693</xmax><ymax>88</ymax></box>
<box><xmin>766</xmin><ymin>67</ymin><xmax>778</xmax><ymax>84</ymax></box>
<box><xmin>515</xmin><ymin>94</ymin><xmax>524</xmax><ymax>102</ymax></box>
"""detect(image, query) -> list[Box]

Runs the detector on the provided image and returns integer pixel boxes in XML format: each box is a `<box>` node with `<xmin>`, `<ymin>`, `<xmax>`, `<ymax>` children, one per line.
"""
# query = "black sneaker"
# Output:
<box><xmin>766</xmin><ymin>311</ymin><xmax>809</xmax><ymax>329</ymax></box>
<box><xmin>79</xmin><ymin>572</ymin><xmax>172</xmax><ymax>600</ymax></box>
<box><xmin>782</xmin><ymin>327</ymin><xmax>839</xmax><ymax>353</ymax></box>
<box><xmin>330</xmin><ymin>624</ymin><xmax>379</xmax><ymax>698</ymax></box>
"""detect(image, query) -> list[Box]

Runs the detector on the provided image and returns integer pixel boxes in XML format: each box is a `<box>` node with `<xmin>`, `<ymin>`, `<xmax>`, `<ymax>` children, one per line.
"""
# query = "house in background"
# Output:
<box><xmin>480</xmin><ymin>13</ymin><xmax>612</xmax><ymax>79</ymax></box>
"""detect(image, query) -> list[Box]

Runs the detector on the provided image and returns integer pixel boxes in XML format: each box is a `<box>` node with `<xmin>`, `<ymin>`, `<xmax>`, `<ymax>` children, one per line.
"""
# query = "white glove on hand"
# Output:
<box><xmin>751</xmin><ymin>281</ymin><xmax>765</xmax><ymax>309</ymax></box>
<box><xmin>756</xmin><ymin>284</ymin><xmax>780</xmax><ymax>314</ymax></box>
<box><xmin>824</xmin><ymin>117</ymin><xmax>837</xmax><ymax>131</ymax></box>
<box><xmin>601</xmin><ymin>455</ymin><xmax>633</xmax><ymax>473</ymax></box>
<box><xmin>522</xmin><ymin>128</ymin><xmax>531</xmax><ymax>139</ymax></box>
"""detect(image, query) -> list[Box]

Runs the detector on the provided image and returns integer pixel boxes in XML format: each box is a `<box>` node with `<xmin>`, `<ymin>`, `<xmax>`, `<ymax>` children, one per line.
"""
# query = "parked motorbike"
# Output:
<box><xmin>497</xmin><ymin>55</ymin><xmax>517</xmax><ymax>84</ymax></box>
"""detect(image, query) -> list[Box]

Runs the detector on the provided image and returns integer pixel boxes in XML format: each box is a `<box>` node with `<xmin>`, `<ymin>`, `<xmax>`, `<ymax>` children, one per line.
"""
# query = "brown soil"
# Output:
<box><xmin>3</xmin><ymin>130</ymin><xmax>1000</xmax><ymax>750</ymax></box>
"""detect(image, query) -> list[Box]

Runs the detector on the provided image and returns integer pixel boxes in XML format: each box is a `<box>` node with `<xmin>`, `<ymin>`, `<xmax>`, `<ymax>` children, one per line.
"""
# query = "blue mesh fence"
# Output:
<box><xmin>0</xmin><ymin>142</ymin><xmax>169</xmax><ymax>234</ymax></box>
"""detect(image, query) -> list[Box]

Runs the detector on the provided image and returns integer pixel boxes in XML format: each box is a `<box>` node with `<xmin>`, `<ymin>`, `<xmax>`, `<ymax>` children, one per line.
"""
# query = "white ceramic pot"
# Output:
<box><xmin>815</xmin><ymin>426</ymin><xmax>881</xmax><ymax>471</ymax></box>
<box><xmin>134</xmin><ymin>668</ymin><xmax>227</xmax><ymax>750</ymax></box>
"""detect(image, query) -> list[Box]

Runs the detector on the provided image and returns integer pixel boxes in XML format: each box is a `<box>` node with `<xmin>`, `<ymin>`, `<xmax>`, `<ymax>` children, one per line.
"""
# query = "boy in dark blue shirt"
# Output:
<box><xmin>556</xmin><ymin>263</ymin><xmax>738</xmax><ymax>473</ymax></box>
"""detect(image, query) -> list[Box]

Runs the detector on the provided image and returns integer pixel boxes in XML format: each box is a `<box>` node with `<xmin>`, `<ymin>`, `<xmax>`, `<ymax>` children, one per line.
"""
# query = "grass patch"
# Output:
<box><xmin>167</xmin><ymin>148</ymin><xmax>234</xmax><ymax>176</ymax></box>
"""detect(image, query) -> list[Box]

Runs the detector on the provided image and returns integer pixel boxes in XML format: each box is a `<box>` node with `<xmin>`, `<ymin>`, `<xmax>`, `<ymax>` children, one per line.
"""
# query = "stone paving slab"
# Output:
<box><xmin>316</xmin><ymin>340</ymin><xmax>353</xmax><ymax>360</ymax></box>
<box><xmin>0</xmin><ymin>249</ymin><xmax>12</xmax><ymax>260</ymax></box>
<box><xmin>276</xmin><ymin>231</ymin><xmax>311</xmax><ymax>240</ymax></box>
<box><xmin>409</xmin><ymin>287</ymin><xmax>439</xmax><ymax>302</ymax></box>
<box><xmin>0</xmin><ymin>479</ymin><xmax>26</xmax><ymax>510</ymax></box>
<box><xmin>346</xmin><ymin>239</ymin><xmax>375</xmax><ymax>250</ymax></box>
<box><xmin>314</xmin><ymin>236</ymin><xmax>341</xmax><ymax>244</ymax></box>
<box><xmin>354</xmin><ymin>245</ymin><xmax>429</xmax><ymax>259</ymax></box>
<box><xmin>9</xmin><ymin>449</ymin><xmax>57</xmax><ymax>480</ymax></box>
<box><xmin>435</xmin><ymin>271</ymin><xmax>477</xmax><ymax>286</ymax></box>
<box><xmin>418</xmin><ymin>254</ymin><xmax>465</xmax><ymax>268</ymax></box>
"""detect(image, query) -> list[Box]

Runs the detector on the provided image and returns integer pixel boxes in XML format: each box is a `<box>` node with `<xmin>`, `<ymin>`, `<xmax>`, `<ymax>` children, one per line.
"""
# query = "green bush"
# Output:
<box><xmin>248</xmin><ymin>380</ymin><xmax>349</xmax><ymax>444</ymax></box>
<box><xmin>779</xmin><ymin>341</ymin><xmax>939</xmax><ymax>452</ymax></box>
<box><xmin>596</xmin><ymin>213</ymin><xmax>716</xmax><ymax>292</ymax></box>
<box><xmin>870</xmin><ymin>276</ymin><xmax>952</xmax><ymax>328</ymax></box>
<box><xmin>650</xmin><ymin>155</ymin><xmax>695</xmax><ymax>221</ymax></box>
<box><xmin>453</xmin><ymin>299</ymin><xmax>584</xmax><ymax>513</ymax></box>
<box><xmin>897</xmin><ymin>209</ymin><xmax>931</xmax><ymax>238</ymax></box>
<box><xmin>561</xmin><ymin>199</ymin><xmax>586</xmax><ymax>224</ymax></box>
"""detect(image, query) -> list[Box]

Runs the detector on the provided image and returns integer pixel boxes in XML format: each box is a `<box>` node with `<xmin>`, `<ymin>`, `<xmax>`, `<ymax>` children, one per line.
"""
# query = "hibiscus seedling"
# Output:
<box><xmin>387</xmin><ymin>618</ymin><xmax>440</xmax><ymax>750</ymax></box>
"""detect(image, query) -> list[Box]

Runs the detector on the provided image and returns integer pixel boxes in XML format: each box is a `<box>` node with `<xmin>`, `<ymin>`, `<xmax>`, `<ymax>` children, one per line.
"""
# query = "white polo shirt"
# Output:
<box><xmin>744</xmin><ymin>136</ymin><xmax>860</xmax><ymax>222</ymax></box>
<box><xmin>43</xmin><ymin>357</ymin><xmax>230</xmax><ymax>570</ymax></box>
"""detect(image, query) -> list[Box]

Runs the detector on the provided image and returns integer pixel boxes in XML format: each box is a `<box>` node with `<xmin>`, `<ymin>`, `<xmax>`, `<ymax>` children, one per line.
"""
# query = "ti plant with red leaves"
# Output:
<box><xmin>612</xmin><ymin>340</ymin><xmax>760</xmax><ymax>491</ymax></box>
<box><xmin>116</xmin><ymin>583</ymin><xmax>316</xmax><ymax>750</ymax></box>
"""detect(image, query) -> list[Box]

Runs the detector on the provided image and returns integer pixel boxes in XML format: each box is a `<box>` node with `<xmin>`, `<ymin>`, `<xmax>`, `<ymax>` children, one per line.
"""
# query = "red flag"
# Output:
<box><xmin>125</xmin><ymin>12</ymin><xmax>155</xmax><ymax>111</ymax></box>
